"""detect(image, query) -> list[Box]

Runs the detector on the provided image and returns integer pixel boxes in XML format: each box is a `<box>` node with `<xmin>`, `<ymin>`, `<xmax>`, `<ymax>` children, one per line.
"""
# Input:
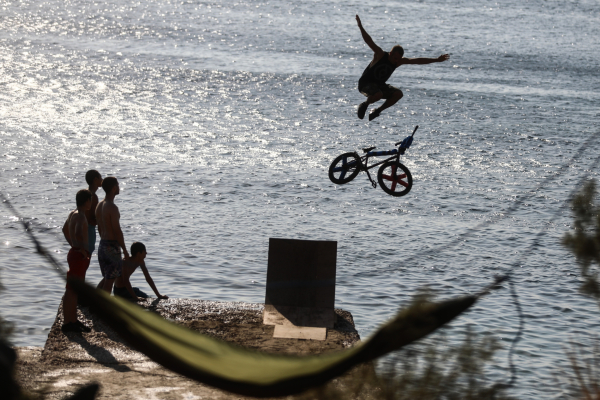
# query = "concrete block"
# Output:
<box><xmin>273</xmin><ymin>325</ymin><xmax>327</xmax><ymax>341</ymax></box>
<box><xmin>264</xmin><ymin>238</ymin><xmax>337</xmax><ymax>328</ymax></box>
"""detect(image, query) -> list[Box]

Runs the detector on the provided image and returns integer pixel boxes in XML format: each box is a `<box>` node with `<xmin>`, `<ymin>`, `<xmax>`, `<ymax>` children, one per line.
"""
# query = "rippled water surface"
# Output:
<box><xmin>1</xmin><ymin>0</ymin><xmax>600</xmax><ymax>398</ymax></box>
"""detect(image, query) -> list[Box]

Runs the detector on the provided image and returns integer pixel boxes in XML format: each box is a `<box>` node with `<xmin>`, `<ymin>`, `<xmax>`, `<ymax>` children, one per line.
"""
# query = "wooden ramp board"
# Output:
<box><xmin>263</xmin><ymin>238</ymin><xmax>337</xmax><ymax>328</ymax></box>
<box><xmin>272</xmin><ymin>325</ymin><xmax>327</xmax><ymax>341</ymax></box>
<box><xmin>263</xmin><ymin>305</ymin><xmax>334</xmax><ymax>328</ymax></box>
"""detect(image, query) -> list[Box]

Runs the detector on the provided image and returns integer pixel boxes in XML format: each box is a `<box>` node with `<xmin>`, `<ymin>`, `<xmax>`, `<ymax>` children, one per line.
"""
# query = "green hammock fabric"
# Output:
<box><xmin>71</xmin><ymin>279</ymin><xmax>477</xmax><ymax>398</ymax></box>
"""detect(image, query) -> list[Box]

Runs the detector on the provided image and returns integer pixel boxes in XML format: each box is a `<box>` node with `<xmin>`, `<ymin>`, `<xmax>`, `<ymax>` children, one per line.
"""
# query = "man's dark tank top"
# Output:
<box><xmin>359</xmin><ymin>52</ymin><xmax>397</xmax><ymax>85</ymax></box>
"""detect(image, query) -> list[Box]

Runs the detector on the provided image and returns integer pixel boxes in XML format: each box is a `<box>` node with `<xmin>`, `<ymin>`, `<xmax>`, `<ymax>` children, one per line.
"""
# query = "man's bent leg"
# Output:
<box><xmin>358</xmin><ymin>92</ymin><xmax>383</xmax><ymax>119</ymax></box>
<box><xmin>366</xmin><ymin>91</ymin><xmax>383</xmax><ymax>105</ymax></box>
<box><xmin>102</xmin><ymin>278</ymin><xmax>116</xmax><ymax>294</ymax></box>
<box><xmin>358</xmin><ymin>84</ymin><xmax>383</xmax><ymax>119</ymax></box>
<box><xmin>370</xmin><ymin>89</ymin><xmax>403</xmax><ymax>121</ymax></box>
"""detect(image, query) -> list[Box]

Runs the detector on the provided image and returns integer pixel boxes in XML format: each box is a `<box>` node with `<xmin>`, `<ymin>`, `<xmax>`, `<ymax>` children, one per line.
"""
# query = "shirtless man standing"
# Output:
<box><xmin>96</xmin><ymin>176</ymin><xmax>130</xmax><ymax>294</ymax></box>
<box><xmin>61</xmin><ymin>189</ymin><xmax>93</xmax><ymax>333</ymax></box>
<box><xmin>84</xmin><ymin>170</ymin><xmax>103</xmax><ymax>257</ymax></box>
<box><xmin>355</xmin><ymin>15</ymin><xmax>450</xmax><ymax>121</ymax></box>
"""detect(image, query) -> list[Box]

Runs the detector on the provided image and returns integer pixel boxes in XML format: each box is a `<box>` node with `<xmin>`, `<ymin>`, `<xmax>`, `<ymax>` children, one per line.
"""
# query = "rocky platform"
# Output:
<box><xmin>14</xmin><ymin>298</ymin><xmax>360</xmax><ymax>399</ymax></box>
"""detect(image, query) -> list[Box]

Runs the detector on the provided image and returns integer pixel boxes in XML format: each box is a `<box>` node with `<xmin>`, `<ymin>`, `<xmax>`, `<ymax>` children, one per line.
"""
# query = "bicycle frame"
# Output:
<box><xmin>358</xmin><ymin>150</ymin><xmax>400</xmax><ymax>188</ymax></box>
<box><xmin>356</xmin><ymin>125</ymin><xmax>418</xmax><ymax>188</ymax></box>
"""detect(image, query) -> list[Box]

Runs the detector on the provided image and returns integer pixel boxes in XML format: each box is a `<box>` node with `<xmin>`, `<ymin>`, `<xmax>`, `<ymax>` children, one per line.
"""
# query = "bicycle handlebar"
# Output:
<box><xmin>395</xmin><ymin>126</ymin><xmax>419</xmax><ymax>146</ymax></box>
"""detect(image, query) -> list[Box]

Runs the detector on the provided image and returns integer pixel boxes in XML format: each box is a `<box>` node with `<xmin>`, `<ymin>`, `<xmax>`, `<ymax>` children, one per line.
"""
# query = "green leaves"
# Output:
<box><xmin>562</xmin><ymin>179</ymin><xmax>600</xmax><ymax>300</ymax></box>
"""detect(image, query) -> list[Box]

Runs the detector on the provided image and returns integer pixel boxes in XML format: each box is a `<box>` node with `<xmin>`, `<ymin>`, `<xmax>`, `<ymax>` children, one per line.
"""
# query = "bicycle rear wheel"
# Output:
<box><xmin>328</xmin><ymin>152</ymin><xmax>361</xmax><ymax>184</ymax></box>
<box><xmin>377</xmin><ymin>161</ymin><xmax>413</xmax><ymax>196</ymax></box>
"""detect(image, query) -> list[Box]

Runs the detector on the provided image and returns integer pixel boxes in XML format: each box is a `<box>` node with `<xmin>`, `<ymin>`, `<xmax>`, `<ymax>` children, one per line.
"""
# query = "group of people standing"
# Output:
<box><xmin>60</xmin><ymin>170</ymin><xmax>167</xmax><ymax>333</ymax></box>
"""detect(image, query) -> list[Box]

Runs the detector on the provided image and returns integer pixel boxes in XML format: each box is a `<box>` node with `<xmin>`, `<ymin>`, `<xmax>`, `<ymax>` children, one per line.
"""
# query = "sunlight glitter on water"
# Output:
<box><xmin>2</xmin><ymin>0</ymin><xmax>600</xmax><ymax>398</ymax></box>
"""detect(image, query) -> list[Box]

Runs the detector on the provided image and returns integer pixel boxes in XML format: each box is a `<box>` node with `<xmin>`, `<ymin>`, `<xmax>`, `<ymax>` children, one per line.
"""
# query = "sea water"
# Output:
<box><xmin>1</xmin><ymin>0</ymin><xmax>599</xmax><ymax>398</ymax></box>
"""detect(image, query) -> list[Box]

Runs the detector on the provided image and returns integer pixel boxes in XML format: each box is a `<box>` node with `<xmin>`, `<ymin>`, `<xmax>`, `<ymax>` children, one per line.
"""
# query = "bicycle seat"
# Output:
<box><xmin>362</xmin><ymin>146</ymin><xmax>376</xmax><ymax>153</ymax></box>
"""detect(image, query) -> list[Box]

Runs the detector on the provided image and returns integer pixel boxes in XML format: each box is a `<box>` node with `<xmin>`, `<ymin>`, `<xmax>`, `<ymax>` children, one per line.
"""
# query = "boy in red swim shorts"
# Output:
<box><xmin>61</xmin><ymin>189</ymin><xmax>93</xmax><ymax>333</ymax></box>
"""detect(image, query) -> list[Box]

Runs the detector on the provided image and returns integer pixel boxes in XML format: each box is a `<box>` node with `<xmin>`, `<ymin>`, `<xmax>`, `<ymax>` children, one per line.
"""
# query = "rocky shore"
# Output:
<box><xmin>14</xmin><ymin>298</ymin><xmax>361</xmax><ymax>399</ymax></box>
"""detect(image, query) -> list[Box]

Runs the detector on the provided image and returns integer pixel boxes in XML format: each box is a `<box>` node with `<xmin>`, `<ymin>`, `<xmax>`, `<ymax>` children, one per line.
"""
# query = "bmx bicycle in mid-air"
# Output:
<box><xmin>328</xmin><ymin>126</ymin><xmax>418</xmax><ymax>197</ymax></box>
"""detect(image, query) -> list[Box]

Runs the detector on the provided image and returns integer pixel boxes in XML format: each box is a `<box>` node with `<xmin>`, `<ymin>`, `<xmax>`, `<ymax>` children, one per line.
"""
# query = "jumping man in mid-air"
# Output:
<box><xmin>355</xmin><ymin>15</ymin><xmax>450</xmax><ymax>121</ymax></box>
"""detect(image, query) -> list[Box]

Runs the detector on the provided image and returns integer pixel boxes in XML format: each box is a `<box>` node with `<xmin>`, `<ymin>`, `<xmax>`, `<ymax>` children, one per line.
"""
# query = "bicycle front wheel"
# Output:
<box><xmin>377</xmin><ymin>161</ymin><xmax>413</xmax><ymax>196</ymax></box>
<box><xmin>328</xmin><ymin>152</ymin><xmax>361</xmax><ymax>184</ymax></box>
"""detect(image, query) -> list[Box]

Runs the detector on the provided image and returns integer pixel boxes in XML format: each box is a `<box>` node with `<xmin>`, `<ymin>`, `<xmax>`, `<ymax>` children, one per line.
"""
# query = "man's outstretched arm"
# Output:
<box><xmin>356</xmin><ymin>15</ymin><xmax>383</xmax><ymax>55</ymax></box>
<box><xmin>140</xmin><ymin>263</ymin><xmax>168</xmax><ymax>299</ymax></box>
<box><xmin>401</xmin><ymin>54</ymin><xmax>450</xmax><ymax>65</ymax></box>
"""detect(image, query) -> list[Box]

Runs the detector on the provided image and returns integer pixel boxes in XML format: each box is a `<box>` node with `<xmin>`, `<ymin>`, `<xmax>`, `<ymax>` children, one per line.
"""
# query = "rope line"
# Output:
<box><xmin>393</xmin><ymin>130</ymin><xmax>600</xmax><ymax>270</ymax></box>
<box><xmin>0</xmin><ymin>192</ymin><xmax>67</xmax><ymax>277</ymax></box>
<box><xmin>497</xmin><ymin>142</ymin><xmax>600</xmax><ymax>388</ymax></box>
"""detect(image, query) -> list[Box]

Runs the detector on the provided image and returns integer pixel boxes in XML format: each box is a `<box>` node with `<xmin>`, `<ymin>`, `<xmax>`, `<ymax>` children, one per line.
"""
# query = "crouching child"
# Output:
<box><xmin>113</xmin><ymin>242</ymin><xmax>168</xmax><ymax>301</ymax></box>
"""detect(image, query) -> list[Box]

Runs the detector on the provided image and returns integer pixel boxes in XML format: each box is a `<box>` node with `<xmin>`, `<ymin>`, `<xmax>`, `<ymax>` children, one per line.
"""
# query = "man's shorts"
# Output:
<box><xmin>358</xmin><ymin>82</ymin><xmax>401</xmax><ymax>99</ymax></box>
<box><xmin>113</xmin><ymin>286</ymin><xmax>134</xmax><ymax>300</ymax></box>
<box><xmin>66</xmin><ymin>248</ymin><xmax>90</xmax><ymax>290</ymax></box>
<box><xmin>88</xmin><ymin>225</ymin><xmax>97</xmax><ymax>255</ymax></box>
<box><xmin>114</xmin><ymin>286</ymin><xmax>149</xmax><ymax>301</ymax></box>
<box><xmin>98</xmin><ymin>239</ymin><xmax>123</xmax><ymax>280</ymax></box>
